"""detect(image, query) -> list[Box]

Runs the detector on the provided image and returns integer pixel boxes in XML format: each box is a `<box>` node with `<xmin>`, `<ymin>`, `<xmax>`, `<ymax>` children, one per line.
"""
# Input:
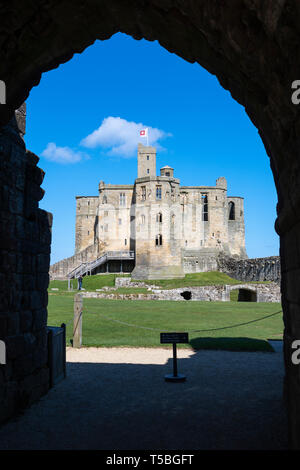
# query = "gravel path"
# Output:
<box><xmin>0</xmin><ymin>345</ymin><xmax>288</xmax><ymax>450</ymax></box>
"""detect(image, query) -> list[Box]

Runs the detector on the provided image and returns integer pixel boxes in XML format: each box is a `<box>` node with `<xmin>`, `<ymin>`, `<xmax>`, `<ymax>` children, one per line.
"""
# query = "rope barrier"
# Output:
<box><xmin>88</xmin><ymin>309</ymin><xmax>283</xmax><ymax>333</ymax></box>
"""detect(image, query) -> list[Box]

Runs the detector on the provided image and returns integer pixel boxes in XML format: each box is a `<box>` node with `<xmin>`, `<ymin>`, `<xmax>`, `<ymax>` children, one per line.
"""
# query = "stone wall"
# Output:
<box><xmin>218</xmin><ymin>255</ymin><xmax>281</xmax><ymax>283</ymax></box>
<box><xmin>0</xmin><ymin>110</ymin><xmax>51</xmax><ymax>423</ymax></box>
<box><xmin>84</xmin><ymin>281</ymin><xmax>281</xmax><ymax>303</ymax></box>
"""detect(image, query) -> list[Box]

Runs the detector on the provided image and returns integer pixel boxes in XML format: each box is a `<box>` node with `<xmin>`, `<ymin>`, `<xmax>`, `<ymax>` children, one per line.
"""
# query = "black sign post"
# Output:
<box><xmin>160</xmin><ymin>332</ymin><xmax>189</xmax><ymax>382</ymax></box>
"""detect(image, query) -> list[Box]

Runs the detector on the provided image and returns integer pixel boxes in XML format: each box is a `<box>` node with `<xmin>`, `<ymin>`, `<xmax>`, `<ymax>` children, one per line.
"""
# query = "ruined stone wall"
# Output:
<box><xmin>218</xmin><ymin>255</ymin><xmax>281</xmax><ymax>283</ymax></box>
<box><xmin>83</xmin><ymin>282</ymin><xmax>281</xmax><ymax>303</ymax></box>
<box><xmin>0</xmin><ymin>110</ymin><xmax>51</xmax><ymax>423</ymax></box>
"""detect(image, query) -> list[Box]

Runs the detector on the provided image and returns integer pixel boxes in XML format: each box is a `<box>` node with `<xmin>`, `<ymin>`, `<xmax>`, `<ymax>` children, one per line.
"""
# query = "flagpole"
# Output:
<box><xmin>147</xmin><ymin>128</ymin><xmax>149</xmax><ymax>146</ymax></box>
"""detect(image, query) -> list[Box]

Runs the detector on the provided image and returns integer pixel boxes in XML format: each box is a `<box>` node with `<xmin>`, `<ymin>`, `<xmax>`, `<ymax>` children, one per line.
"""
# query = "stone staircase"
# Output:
<box><xmin>49</xmin><ymin>246</ymin><xmax>134</xmax><ymax>280</ymax></box>
<box><xmin>66</xmin><ymin>251</ymin><xmax>135</xmax><ymax>279</ymax></box>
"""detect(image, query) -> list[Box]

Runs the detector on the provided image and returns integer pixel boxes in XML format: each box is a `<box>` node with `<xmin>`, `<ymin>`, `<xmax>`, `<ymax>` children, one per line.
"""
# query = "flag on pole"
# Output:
<box><xmin>140</xmin><ymin>128</ymin><xmax>148</xmax><ymax>137</ymax></box>
<box><xmin>140</xmin><ymin>128</ymin><xmax>149</xmax><ymax>145</ymax></box>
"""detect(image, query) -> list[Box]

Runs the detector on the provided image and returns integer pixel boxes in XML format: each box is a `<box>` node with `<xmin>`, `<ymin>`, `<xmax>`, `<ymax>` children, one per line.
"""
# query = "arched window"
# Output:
<box><xmin>141</xmin><ymin>215</ymin><xmax>145</xmax><ymax>225</ymax></box>
<box><xmin>155</xmin><ymin>234</ymin><xmax>163</xmax><ymax>246</ymax></box>
<box><xmin>156</xmin><ymin>212</ymin><xmax>162</xmax><ymax>223</ymax></box>
<box><xmin>102</xmin><ymin>195</ymin><xmax>107</xmax><ymax>204</ymax></box>
<box><xmin>228</xmin><ymin>201</ymin><xmax>235</xmax><ymax>220</ymax></box>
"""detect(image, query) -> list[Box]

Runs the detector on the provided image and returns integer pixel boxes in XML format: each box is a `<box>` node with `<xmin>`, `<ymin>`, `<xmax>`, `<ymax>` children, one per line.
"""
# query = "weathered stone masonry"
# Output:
<box><xmin>0</xmin><ymin>106</ymin><xmax>51</xmax><ymax>423</ymax></box>
<box><xmin>218</xmin><ymin>255</ymin><xmax>281</xmax><ymax>283</ymax></box>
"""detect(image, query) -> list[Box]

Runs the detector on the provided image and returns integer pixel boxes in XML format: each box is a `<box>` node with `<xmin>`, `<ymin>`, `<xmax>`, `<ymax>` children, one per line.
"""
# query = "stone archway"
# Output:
<box><xmin>227</xmin><ymin>284</ymin><xmax>259</xmax><ymax>302</ymax></box>
<box><xmin>0</xmin><ymin>0</ymin><xmax>300</xmax><ymax>447</ymax></box>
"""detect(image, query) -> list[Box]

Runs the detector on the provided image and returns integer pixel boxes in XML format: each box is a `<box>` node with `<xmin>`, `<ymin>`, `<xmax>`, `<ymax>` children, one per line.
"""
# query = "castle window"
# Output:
<box><xmin>156</xmin><ymin>186</ymin><xmax>162</xmax><ymax>200</ymax></box>
<box><xmin>141</xmin><ymin>186</ymin><xmax>146</xmax><ymax>201</ymax></box>
<box><xmin>101</xmin><ymin>225</ymin><xmax>103</xmax><ymax>232</ymax></box>
<box><xmin>102</xmin><ymin>195</ymin><xmax>107</xmax><ymax>204</ymax></box>
<box><xmin>202</xmin><ymin>194</ymin><xmax>208</xmax><ymax>221</ymax></box>
<box><xmin>185</xmin><ymin>240</ymin><xmax>188</xmax><ymax>247</ymax></box>
<box><xmin>125</xmin><ymin>238</ymin><xmax>127</xmax><ymax>246</ymax></box>
<box><xmin>88</xmin><ymin>231</ymin><xmax>89</xmax><ymax>235</ymax></box>
<box><xmin>155</xmin><ymin>234</ymin><xmax>163</xmax><ymax>247</ymax></box>
<box><xmin>120</xmin><ymin>193</ymin><xmax>126</xmax><ymax>206</ymax></box>
<box><xmin>166</xmin><ymin>172</ymin><xmax>170</xmax><ymax>177</ymax></box>
<box><xmin>147</xmin><ymin>169</ymin><xmax>150</xmax><ymax>174</ymax></box>
<box><xmin>156</xmin><ymin>212</ymin><xmax>162</xmax><ymax>223</ymax></box>
<box><xmin>86</xmin><ymin>215</ymin><xmax>88</xmax><ymax>219</ymax></box>
<box><xmin>147</xmin><ymin>155</ymin><xmax>149</xmax><ymax>160</ymax></box>
<box><xmin>229</xmin><ymin>201</ymin><xmax>235</xmax><ymax>220</ymax></box>
<box><xmin>141</xmin><ymin>215</ymin><xmax>145</xmax><ymax>225</ymax></box>
<box><xmin>118</xmin><ymin>218</ymin><xmax>122</xmax><ymax>225</ymax></box>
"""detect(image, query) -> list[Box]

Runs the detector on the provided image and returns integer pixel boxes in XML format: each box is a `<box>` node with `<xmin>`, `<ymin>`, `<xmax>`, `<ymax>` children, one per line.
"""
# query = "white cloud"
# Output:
<box><xmin>41</xmin><ymin>142</ymin><xmax>88</xmax><ymax>164</ymax></box>
<box><xmin>80</xmin><ymin>116</ymin><xmax>172</xmax><ymax>157</ymax></box>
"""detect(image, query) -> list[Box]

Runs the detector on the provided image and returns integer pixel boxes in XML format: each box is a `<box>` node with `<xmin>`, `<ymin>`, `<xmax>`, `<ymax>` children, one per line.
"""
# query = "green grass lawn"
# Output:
<box><xmin>135</xmin><ymin>271</ymin><xmax>245</xmax><ymax>289</ymax></box>
<box><xmin>49</xmin><ymin>273</ymin><xmax>131</xmax><ymax>292</ymax></box>
<box><xmin>49</xmin><ymin>271</ymin><xmax>270</xmax><ymax>293</ymax></box>
<box><xmin>47</xmin><ymin>295</ymin><xmax>283</xmax><ymax>352</ymax></box>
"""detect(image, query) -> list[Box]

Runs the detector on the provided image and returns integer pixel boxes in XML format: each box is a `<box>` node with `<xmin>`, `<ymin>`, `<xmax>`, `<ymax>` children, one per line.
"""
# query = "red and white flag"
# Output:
<box><xmin>140</xmin><ymin>128</ymin><xmax>148</xmax><ymax>137</ymax></box>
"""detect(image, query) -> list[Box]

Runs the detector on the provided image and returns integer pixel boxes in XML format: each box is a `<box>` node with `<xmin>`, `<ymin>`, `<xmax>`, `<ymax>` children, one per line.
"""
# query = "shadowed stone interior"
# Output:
<box><xmin>180</xmin><ymin>291</ymin><xmax>192</xmax><ymax>301</ymax></box>
<box><xmin>237</xmin><ymin>288</ymin><xmax>257</xmax><ymax>302</ymax></box>
<box><xmin>0</xmin><ymin>0</ymin><xmax>300</xmax><ymax>448</ymax></box>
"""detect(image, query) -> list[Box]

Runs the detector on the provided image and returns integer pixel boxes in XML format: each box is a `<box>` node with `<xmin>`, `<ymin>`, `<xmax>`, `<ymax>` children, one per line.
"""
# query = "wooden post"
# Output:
<box><xmin>73</xmin><ymin>294</ymin><xmax>82</xmax><ymax>348</ymax></box>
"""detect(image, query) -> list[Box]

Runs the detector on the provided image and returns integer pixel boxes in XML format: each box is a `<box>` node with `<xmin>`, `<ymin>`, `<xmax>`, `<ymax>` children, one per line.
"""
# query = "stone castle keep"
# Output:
<box><xmin>51</xmin><ymin>144</ymin><xmax>247</xmax><ymax>279</ymax></box>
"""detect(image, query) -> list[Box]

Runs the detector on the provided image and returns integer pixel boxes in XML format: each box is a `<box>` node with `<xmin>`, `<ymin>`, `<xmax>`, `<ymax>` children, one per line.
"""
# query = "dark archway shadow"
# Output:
<box><xmin>238</xmin><ymin>289</ymin><xmax>257</xmax><ymax>302</ymax></box>
<box><xmin>0</xmin><ymin>347</ymin><xmax>288</xmax><ymax>450</ymax></box>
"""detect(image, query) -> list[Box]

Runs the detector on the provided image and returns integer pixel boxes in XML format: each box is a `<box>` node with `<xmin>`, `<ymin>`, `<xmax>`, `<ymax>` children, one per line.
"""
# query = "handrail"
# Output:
<box><xmin>67</xmin><ymin>250</ymin><xmax>135</xmax><ymax>279</ymax></box>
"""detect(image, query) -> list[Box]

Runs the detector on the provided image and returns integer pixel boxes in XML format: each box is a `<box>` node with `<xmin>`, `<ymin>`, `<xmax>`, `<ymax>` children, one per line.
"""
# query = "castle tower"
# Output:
<box><xmin>132</xmin><ymin>146</ymin><xmax>185</xmax><ymax>280</ymax></box>
<box><xmin>137</xmin><ymin>143</ymin><xmax>156</xmax><ymax>178</ymax></box>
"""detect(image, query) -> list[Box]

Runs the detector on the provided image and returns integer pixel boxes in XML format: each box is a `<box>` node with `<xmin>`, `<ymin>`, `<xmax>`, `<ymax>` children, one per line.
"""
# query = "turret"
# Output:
<box><xmin>137</xmin><ymin>143</ymin><xmax>156</xmax><ymax>178</ymax></box>
<box><xmin>160</xmin><ymin>165</ymin><xmax>174</xmax><ymax>178</ymax></box>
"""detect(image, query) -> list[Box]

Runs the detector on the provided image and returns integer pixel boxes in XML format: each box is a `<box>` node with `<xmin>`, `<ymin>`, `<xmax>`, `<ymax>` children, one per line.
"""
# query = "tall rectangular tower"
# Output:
<box><xmin>137</xmin><ymin>143</ymin><xmax>156</xmax><ymax>178</ymax></box>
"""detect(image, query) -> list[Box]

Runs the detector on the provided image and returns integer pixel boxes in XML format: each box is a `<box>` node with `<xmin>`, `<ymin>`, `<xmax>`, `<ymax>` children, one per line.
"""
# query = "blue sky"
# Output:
<box><xmin>25</xmin><ymin>33</ymin><xmax>279</xmax><ymax>264</ymax></box>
